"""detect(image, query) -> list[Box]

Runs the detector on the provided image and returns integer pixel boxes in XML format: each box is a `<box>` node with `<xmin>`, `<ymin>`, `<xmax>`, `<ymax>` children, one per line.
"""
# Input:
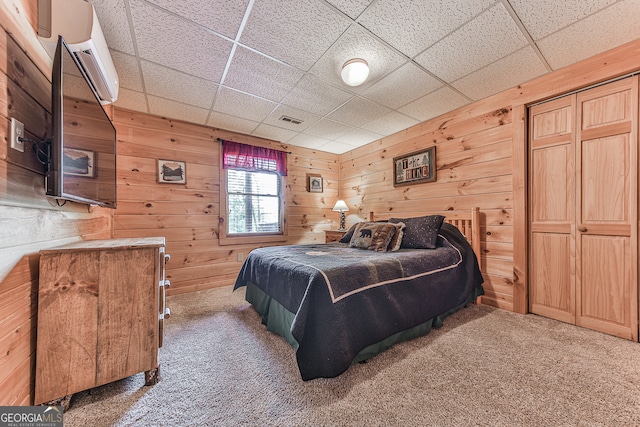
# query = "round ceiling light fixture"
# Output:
<box><xmin>341</xmin><ymin>58</ymin><xmax>369</xmax><ymax>86</ymax></box>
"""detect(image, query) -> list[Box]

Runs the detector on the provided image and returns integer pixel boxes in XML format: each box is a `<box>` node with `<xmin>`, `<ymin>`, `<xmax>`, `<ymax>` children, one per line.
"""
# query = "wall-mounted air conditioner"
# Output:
<box><xmin>37</xmin><ymin>0</ymin><xmax>119</xmax><ymax>105</ymax></box>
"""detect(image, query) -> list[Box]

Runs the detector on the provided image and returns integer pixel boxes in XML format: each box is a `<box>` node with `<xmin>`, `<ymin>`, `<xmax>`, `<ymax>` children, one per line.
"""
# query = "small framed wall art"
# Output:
<box><xmin>307</xmin><ymin>174</ymin><xmax>323</xmax><ymax>193</ymax></box>
<box><xmin>158</xmin><ymin>159</ymin><xmax>186</xmax><ymax>184</ymax></box>
<box><xmin>393</xmin><ymin>146</ymin><xmax>436</xmax><ymax>187</ymax></box>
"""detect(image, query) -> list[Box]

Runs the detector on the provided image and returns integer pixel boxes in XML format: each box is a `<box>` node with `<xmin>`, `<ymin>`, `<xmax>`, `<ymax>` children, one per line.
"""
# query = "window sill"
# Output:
<box><xmin>219</xmin><ymin>234</ymin><xmax>288</xmax><ymax>246</ymax></box>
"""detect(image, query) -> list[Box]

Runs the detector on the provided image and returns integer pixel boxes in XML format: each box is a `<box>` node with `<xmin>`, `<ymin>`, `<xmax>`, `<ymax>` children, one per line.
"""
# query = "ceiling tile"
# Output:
<box><xmin>415</xmin><ymin>3</ymin><xmax>528</xmax><ymax>83</ymax></box>
<box><xmin>224</xmin><ymin>47</ymin><xmax>304</xmax><ymax>102</ymax></box>
<box><xmin>262</xmin><ymin>105</ymin><xmax>321</xmax><ymax>132</ymax></box>
<box><xmin>361</xmin><ymin>111</ymin><xmax>419</xmax><ymax>136</ymax></box>
<box><xmin>147</xmin><ymin>95</ymin><xmax>210</xmax><ymax>124</ymax></box>
<box><xmin>287</xmin><ymin>133</ymin><xmax>334</xmax><ymax>150</ymax></box>
<box><xmin>129</xmin><ymin>0</ymin><xmax>232</xmax><ymax>82</ymax></box>
<box><xmin>325</xmin><ymin>0</ymin><xmax>373</xmax><ymax>19</ymax></box>
<box><xmin>113</xmin><ymin>88</ymin><xmax>148</xmax><ymax>113</ymax></box>
<box><xmin>452</xmin><ymin>46</ymin><xmax>547</xmax><ymax>101</ymax></box>
<box><xmin>141</xmin><ymin>61</ymin><xmax>218</xmax><ymax>109</ymax></box>
<box><xmin>90</xmin><ymin>0</ymin><xmax>640</xmax><ymax>155</ymax></box>
<box><xmin>207</xmin><ymin>111</ymin><xmax>259</xmax><ymax>135</ymax></box>
<box><xmin>251</xmin><ymin>124</ymin><xmax>299</xmax><ymax>142</ymax></box>
<box><xmin>357</xmin><ymin>0</ymin><xmax>494</xmax><ymax>57</ymax></box>
<box><xmin>316</xmin><ymin>140</ymin><xmax>359</xmax><ymax>154</ymax></box>
<box><xmin>509</xmin><ymin>0</ymin><xmax>617</xmax><ymax>41</ymax></box>
<box><xmin>91</xmin><ymin>0</ymin><xmax>136</xmax><ymax>55</ymax></box>
<box><xmin>310</xmin><ymin>25</ymin><xmax>408</xmax><ymax>92</ymax></box>
<box><xmin>399</xmin><ymin>86</ymin><xmax>470</xmax><ymax>122</ymax></box>
<box><xmin>362</xmin><ymin>62</ymin><xmax>443</xmax><ymax>109</ymax></box>
<box><xmin>212</xmin><ymin>87</ymin><xmax>276</xmax><ymax>122</ymax></box>
<box><xmin>334</xmin><ymin>128</ymin><xmax>383</xmax><ymax>146</ymax></box>
<box><xmin>304</xmin><ymin>119</ymin><xmax>355</xmax><ymax>140</ymax></box>
<box><xmin>327</xmin><ymin>97</ymin><xmax>391</xmax><ymax>127</ymax></box>
<box><xmin>280</xmin><ymin>74</ymin><xmax>352</xmax><ymax>116</ymax></box>
<box><xmin>239</xmin><ymin>0</ymin><xmax>351</xmax><ymax>70</ymax></box>
<box><xmin>536</xmin><ymin>0</ymin><xmax>640</xmax><ymax>69</ymax></box>
<box><xmin>110</xmin><ymin>50</ymin><xmax>143</xmax><ymax>91</ymax></box>
<box><xmin>145</xmin><ymin>0</ymin><xmax>250</xmax><ymax>39</ymax></box>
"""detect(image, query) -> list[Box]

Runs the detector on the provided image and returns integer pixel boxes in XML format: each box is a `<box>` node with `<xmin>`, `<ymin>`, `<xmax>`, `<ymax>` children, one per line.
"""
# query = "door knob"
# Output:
<box><xmin>578</xmin><ymin>226</ymin><xmax>588</xmax><ymax>232</ymax></box>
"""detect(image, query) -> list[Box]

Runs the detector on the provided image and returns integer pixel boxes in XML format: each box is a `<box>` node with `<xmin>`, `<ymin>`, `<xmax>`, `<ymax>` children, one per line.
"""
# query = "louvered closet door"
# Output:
<box><xmin>575</xmin><ymin>78</ymin><xmax>638</xmax><ymax>340</ymax></box>
<box><xmin>529</xmin><ymin>96</ymin><xmax>576</xmax><ymax>324</ymax></box>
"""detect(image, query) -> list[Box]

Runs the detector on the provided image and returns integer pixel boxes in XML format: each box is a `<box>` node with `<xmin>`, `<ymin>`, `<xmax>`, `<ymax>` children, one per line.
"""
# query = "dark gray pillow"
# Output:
<box><xmin>388</xmin><ymin>215</ymin><xmax>445</xmax><ymax>249</ymax></box>
<box><xmin>339</xmin><ymin>223</ymin><xmax>359</xmax><ymax>243</ymax></box>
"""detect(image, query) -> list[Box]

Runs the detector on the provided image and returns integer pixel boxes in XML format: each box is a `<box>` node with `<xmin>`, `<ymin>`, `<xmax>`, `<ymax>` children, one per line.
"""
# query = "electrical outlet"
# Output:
<box><xmin>10</xmin><ymin>118</ymin><xmax>24</xmax><ymax>152</ymax></box>
<box><xmin>237</xmin><ymin>252</ymin><xmax>244</xmax><ymax>262</ymax></box>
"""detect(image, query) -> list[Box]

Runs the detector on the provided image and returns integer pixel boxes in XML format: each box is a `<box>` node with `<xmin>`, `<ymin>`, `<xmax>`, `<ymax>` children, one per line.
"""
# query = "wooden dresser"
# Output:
<box><xmin>325</xmin><ymin>230</ymin><xmax>347</xmax><ymax>243</ymax></box>
<box><xmin>35</xmin><ymin>237</ymin><xmax>170</xmax><ymax>405</ymax></box>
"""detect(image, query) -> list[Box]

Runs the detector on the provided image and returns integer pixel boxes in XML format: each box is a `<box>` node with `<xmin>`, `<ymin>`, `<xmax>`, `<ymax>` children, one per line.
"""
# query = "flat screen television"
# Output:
<box><xmin>46</xmin><ymin>35</ymin><xmax>117</xmax><ymax>208</ymax></box>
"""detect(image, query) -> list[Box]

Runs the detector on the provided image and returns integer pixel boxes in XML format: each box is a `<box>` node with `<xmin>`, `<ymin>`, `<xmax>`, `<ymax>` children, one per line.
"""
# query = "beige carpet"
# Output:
<box><xmin>63</xmin><ymin>285</ymin><xmax>640</xmax><ymax>426</ymax></box>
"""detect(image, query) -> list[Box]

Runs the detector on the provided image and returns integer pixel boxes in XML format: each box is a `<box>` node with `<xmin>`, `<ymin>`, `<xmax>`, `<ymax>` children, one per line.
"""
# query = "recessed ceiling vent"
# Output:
<box><xmin>279</xmin><ymin>115</ymin><xmax>303</xmax><ymax>125</ymax></box>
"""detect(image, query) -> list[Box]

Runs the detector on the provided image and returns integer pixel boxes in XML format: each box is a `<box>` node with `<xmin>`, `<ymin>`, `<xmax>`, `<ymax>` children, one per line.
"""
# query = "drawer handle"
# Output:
<box><xmin>578</xmin><ymin>226</ymin><xmax>588</xmax><ymax>232</ymax></box>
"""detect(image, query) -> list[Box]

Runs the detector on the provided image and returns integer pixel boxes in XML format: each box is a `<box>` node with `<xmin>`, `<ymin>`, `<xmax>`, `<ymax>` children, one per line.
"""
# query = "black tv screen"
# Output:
<box><xmin>47</xmin><ymin>36</ymin><xmax>117</xmax><ymax>208</ymax></box>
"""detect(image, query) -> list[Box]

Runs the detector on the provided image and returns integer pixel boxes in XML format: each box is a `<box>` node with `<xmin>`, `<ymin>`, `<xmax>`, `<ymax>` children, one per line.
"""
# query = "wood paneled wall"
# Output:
<box><xmin>338</xmin><ymin>38</ymin><xmax>640</xmax><ymax>312</ymax></box>
<box><xmin>0</xmin><ymin>1</ymin><xmax>113</xmax><ymax>405</ymax></box>
<box><xmin>3</xmin><ymin>0</ymin><xmax>640</xmax><ymax>407</ymax></box>
<box><xmin>112</xmin><ymin>110</ymin><xmax>339</xmax><ymax>295</ymax></box>
<box><xmin>338</xmin><ymin>101</ymin><xmax>515</xmax><ymax>310</ymax></box>
<box><xmin>0</xmin><ymin>0</ymin><xmax>337</xmax><ymax>403</ymax></box>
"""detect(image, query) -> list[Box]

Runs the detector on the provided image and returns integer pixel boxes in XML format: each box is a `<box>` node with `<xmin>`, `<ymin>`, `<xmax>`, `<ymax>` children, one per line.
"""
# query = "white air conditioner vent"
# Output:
<box><xmin>74</xmin><ymin>49</ymin><xmax>117</xmax><ymax>103</ymax></box>
<box><xmin>37</xmin><ymin>0</ymin><xmax>119</xmax><ymax>105</ymax></box>
<box><xmin>280</xmin><ymin>116</ymin><xmax>303</xmax><ymax>125</ymax></box>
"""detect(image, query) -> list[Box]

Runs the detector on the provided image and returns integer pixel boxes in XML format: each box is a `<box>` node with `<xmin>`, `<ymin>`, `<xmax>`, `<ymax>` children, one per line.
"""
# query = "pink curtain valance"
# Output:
<box><xmin>221</xmin><ymin>140</ymin><xmax>287</xmax><ymax>176</ymax></box>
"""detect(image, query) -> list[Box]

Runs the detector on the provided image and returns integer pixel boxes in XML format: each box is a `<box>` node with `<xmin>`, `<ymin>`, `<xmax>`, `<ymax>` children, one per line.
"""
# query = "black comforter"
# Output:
<box><xmin>233</xmin><ymin>222</ymin><xmax>484</xmax><ymax>380</ymax></box>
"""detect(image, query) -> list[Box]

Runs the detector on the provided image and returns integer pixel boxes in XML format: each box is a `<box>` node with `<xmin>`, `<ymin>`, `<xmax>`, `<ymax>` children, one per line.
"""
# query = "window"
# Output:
<box><xmin>226</xmin><ymin>169</ymin><xmax>282</xmax><ymax>234</ymax></box>
<box><xmin>219</xmin><ymin>140</ymin><xmax>288</xmax><ymax>245</ymax></box>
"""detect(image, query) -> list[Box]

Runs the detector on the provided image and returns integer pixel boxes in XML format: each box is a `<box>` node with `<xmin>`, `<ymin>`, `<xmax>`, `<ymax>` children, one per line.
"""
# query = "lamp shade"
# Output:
<box><xmin>341</xmin><ymin>59</ymin><xmax>369</xmax><ymax>86</ymax></box>
<box><xmin>332</xmin><ymin>200</ymin><xmax>349</xmax><ymax>212</ymax></box>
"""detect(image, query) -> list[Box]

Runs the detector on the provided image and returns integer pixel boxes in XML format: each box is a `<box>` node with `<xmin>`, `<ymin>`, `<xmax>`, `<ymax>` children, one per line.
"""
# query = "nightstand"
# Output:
<box><xmin>325</xmin><ymin>230</ymin><xmax>347</xmax><ymax>243</ymax></box>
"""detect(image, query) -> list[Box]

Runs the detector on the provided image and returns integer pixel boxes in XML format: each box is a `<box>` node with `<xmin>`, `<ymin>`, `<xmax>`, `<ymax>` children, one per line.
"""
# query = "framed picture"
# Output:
<box><xmin>307</xmin><ymin>174</ymin><xmax>323</xmax><ymax>193</ymax></box>
<box><xmin>63</xmin><ymin>148</ymin><xmax>95</xmax><ymax>178</ymax></box>
<box><xmin>393</xmin><ymin>146</ymin><xmax>436</xmax><ymax>187</ymax></box>
<box><xmin>158</xmin><ymin>159</ymin><xmax>186</xmax><ymax>184</ymax></box>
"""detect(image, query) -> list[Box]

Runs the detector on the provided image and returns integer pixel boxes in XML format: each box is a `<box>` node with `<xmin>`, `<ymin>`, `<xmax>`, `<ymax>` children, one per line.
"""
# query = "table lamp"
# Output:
<box><xmin>332</xmin><ymin>200</ymin><xmax>349</xmax><ymax>231</ymax></box>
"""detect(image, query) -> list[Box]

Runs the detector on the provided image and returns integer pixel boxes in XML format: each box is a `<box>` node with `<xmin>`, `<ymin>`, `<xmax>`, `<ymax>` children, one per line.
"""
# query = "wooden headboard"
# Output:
<box><xmin>369</xmin><ymin>207</ymin><xmax>481</xmax><ymax>260</ymax></box>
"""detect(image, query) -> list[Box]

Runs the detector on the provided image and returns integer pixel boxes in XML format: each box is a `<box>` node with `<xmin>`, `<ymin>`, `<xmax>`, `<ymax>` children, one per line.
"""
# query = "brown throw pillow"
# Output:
<box><xmin>388</xmin><ymin>222</ymin><xmax>405</xmax><ymax>252</ymax></box>
<box><xmin>339</xmin><ymin>220</ymin><xmax>387</xmax><ymax>243</ymax></box>
<box><xmin>349</xmin><ymin>222</ymin><xmax>397</xmax><ymax>252</ymax></box>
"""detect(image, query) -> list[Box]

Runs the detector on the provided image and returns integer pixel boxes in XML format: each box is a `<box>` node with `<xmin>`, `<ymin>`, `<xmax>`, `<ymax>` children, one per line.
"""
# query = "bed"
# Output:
<box><xmin>233</xmin><ymin>208</ymin><xmax>484</xmax><ymax>380</ymax></box>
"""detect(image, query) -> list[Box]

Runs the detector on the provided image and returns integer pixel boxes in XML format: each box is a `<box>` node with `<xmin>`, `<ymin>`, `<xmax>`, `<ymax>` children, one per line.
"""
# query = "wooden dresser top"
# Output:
<box><xmin>39</xmin><ymin>237</ymin><xmax>166</xmax><ymax>253</ymax></box>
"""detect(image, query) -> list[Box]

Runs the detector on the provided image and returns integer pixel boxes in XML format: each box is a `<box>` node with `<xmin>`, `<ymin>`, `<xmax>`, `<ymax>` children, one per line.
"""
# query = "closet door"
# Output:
<box><xmin>529</xmin><ymin>96</ymin><xmax>576</xmax><ymax>324</ymax></box>
<box><xmin>575</xmin><ymin>78</ymin><xmax>638</xmax><ymax>340</ymax></box>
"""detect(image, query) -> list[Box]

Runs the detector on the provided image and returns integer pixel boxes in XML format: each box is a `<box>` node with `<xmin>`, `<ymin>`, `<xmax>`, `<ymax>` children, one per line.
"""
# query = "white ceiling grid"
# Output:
<box><xmin>88</xmin><ymin>0</ymin><xmax>640</xmax><ymax>154</ymax></box>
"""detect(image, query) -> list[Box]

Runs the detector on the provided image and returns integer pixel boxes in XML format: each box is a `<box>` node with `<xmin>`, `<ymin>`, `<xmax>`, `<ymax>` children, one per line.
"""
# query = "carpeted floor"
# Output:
<box><xmin>63</xmin><ymin>285</ymin><xmax>640</xmax><ymax>426</ymax></box>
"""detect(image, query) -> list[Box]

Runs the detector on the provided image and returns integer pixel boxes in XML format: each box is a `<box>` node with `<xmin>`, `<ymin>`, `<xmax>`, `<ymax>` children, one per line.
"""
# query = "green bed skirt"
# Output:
<box><xmin>244</xmin><ymin>282</ymin><xmax>484</xmax><ymax>365</ymax></box>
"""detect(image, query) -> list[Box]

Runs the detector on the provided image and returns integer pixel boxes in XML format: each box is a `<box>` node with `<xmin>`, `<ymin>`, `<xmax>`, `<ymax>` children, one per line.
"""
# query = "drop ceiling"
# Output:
<box><xmin>89</xmin><ymin>0</ymin><xmax>640</xmax><ymax>154</ymax></box>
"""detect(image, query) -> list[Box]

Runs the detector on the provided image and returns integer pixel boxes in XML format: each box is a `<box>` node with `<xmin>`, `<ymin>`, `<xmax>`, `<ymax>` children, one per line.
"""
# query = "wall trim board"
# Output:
<box><xmin>511</xmin><ymin>104</ymin><xmax>528</xmax><ymax>314</ymax></box>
